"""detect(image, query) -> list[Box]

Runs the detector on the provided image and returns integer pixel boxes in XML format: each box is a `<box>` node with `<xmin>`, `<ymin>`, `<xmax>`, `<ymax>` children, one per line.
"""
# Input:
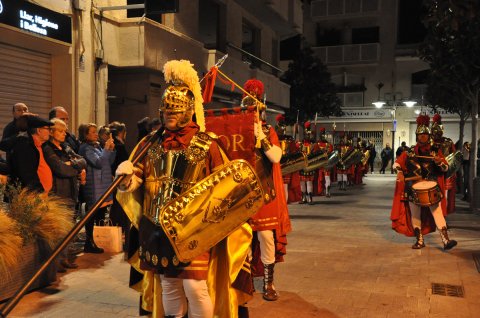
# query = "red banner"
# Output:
<box><xmin>205</xmin><ymin>107</ymin><xmax>256</xmax><ymax>166</ymax></box>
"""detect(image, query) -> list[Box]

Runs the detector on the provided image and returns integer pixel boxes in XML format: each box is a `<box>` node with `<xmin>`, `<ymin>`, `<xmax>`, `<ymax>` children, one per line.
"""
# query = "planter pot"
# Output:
<box><xmin>0</xmin><ymin>240</ymin><xmax>57</xmax><ymax>302</ymax></box>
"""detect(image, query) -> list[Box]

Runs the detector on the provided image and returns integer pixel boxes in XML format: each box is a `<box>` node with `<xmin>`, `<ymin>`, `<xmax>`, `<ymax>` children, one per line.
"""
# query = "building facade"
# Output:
<box><xmin>0</xmin><ymin>0</ymin><xmax>302</xmax><ymax>151</ymax></box>
<box><xmin>303</xmin><ymin>0</ymin><xmax>473</xmax><ymax>156</ymax></box>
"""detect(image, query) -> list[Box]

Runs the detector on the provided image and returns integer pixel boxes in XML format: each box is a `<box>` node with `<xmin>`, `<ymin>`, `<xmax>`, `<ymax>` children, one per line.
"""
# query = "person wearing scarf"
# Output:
<box><xmin>115</xmin><ymin>60</ymin><xmax>252</xmax><ymax>318</ymax></box>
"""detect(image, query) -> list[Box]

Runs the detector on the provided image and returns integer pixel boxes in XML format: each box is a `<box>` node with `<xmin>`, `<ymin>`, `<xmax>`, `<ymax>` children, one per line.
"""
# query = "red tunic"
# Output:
<box><xmin>250</xmin><ymin>126</ymin><xmax>292</xmax><ymax>274</ymax></box>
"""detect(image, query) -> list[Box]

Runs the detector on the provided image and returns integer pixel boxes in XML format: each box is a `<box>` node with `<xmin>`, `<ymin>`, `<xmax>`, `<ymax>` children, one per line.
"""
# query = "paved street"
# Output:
<box><xmin>5</xmin><ymin>174</ymin><xmax>480</xmax><ymax>317</ymax></box>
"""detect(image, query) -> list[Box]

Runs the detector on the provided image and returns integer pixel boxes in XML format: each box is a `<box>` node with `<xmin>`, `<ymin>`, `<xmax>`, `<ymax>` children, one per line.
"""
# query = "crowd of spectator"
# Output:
<box><xmin>0</xmin><ymin>102</ymin><xmax>162</xmax><ymax>274</ymax></box>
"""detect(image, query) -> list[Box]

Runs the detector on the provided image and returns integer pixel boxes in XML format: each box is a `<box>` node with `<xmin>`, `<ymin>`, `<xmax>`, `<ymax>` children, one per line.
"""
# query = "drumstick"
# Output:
<box><xmin>415</xmin><ymin>155</ymin><xmax>434</xmax><ymax>160</ymax></box>
<box><xmin>404</xmin><ymin>176</ymin><xmax>422</xmax><ymax>181</ymax></box>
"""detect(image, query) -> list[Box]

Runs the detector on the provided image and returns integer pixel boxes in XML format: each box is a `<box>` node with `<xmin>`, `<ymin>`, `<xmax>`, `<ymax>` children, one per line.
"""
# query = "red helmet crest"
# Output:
<box><xmin>243</xmin><ymin>79</ymin><xmax>264</xmax><ymax>99</ymax></box>
<box><xmin>276</xmin><ymin>114</ymin><xmax>285</xmax><ymax>123</ymax></box>
<box><xmin>432</xmin><ymin>113</ymin><xmax>442</xmax><ymax>124</ymax></box>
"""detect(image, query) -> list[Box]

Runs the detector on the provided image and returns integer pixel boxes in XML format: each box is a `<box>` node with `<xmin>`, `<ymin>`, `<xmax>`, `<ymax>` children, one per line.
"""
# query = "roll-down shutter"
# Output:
<box><xmin>0</xmin><ymin>42</ymin><xmax>52</xmax><ymax>137</ymax></box>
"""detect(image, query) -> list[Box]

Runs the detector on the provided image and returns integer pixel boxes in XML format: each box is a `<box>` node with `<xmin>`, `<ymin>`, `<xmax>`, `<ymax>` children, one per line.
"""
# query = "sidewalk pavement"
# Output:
<box><xmin>5</xmin><ymin>174</ymin><xmax>480</xmax><ymax>317</ymax></box>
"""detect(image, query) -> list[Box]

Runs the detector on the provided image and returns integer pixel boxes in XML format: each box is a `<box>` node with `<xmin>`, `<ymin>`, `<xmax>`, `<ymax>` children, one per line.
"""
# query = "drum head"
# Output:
<box><xmin>412</xmin><ymin>180</ymin><xmax>437</xmax><ymax>190</ymax></box>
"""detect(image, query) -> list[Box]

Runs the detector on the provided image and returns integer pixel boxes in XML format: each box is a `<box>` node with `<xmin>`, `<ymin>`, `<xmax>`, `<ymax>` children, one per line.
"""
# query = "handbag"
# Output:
<box><xmin>93</xmin><ymin>219</ymin><xmax>123</xmax><ymax>253</ymax></box>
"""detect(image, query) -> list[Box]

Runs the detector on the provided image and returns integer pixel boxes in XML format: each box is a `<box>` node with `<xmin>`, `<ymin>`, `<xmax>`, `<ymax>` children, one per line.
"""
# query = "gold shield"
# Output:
<box><xmin>160</xmin><ymin>159</ymin><xmax>264</xmax><ymax>262</ymax></box>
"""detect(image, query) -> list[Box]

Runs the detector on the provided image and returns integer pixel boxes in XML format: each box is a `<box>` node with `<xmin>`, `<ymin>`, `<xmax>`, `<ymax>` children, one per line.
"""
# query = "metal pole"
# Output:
<box><xmin>0</xmin><ymin>128</ymin><xmax>163</xmax><ymax>318</ymax></box>
<box><xmin>99</xmin><ymin>4</ymin><xmax>145</xmax><ymax>12</ymax></box>
<box><xmin>226</xmin><ymin>43</ymin><xmax>283</xmax><ymax>73</ymax></box>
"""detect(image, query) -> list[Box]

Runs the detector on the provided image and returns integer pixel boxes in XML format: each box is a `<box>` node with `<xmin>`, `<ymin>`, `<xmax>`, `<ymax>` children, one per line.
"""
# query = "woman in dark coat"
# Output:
<box><xmin>78</xmin><ymin>123</ymin><xmax>116</xmax><ymax>253</ymax></box>
<box><xmin>43</xmin><ymin>118</ymin><xmax>87</xmax><ymax>269</ymax></box>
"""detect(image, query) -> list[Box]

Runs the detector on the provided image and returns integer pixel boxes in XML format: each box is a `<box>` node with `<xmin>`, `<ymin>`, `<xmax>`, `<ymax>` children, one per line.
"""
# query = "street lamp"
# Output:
<box><xmin>372</xmin><ymin>96</ymin><xmax>417</xmax><ymax>172</ymax></box>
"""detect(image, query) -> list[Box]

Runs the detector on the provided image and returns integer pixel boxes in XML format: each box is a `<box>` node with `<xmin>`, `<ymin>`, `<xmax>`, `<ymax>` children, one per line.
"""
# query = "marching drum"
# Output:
<box><xmin>411</xmin><ymin>180</ymin><xmax>443</xmax><ymax>207</ymax></box>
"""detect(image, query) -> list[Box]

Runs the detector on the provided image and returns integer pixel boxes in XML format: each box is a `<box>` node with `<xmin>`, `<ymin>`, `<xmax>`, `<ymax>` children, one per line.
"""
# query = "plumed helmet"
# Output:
<box><xmin>243</xmin><ymin>79</ymin><xmax>264</xmax><ymax>99</ymax></box>
<box><xmin>431</xmin><ymin>113</ymin><xmax>443</xmax><ymax>137</ymax></box>
<box><xmin>161</xmin><ymin>60</ymin><xmax>205</xmax><ymax>131</ymax></box>
<box><xmin>304</xmin><ymin>121</ymin><xmax>312</xmax><ymax>133</ymax></box>
<box><xmin>415</xmin><ymin>114</ymin><xmax>430</xmax><ymax>135</ymax></box>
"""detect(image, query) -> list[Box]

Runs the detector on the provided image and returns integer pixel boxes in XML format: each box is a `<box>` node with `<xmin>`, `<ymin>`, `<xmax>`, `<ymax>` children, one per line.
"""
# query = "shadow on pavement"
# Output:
<box><xmin>249</xmin><ymin>291</ymin><xmax>340</xmax><ymax>318</ymax></box>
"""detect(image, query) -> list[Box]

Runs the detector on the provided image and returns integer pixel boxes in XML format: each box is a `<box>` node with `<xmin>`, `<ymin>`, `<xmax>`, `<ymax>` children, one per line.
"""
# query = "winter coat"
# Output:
<box><xmin>9</xmin><ymin>135</ymin><xmax>43</xmax><ymax>191</ymax></box>
<box><xmin>42</xmin><ymin>140</ymin><xmax>86</xmax><ymax>203</ymax></box>
<box><xmin>79</xmin><ymin>142</ymin><xmax>116</xmax><ymax>208</ymax></box>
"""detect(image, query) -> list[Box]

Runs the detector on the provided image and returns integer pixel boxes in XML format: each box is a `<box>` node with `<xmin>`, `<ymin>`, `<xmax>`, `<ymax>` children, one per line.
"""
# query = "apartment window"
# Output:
<box><xmin>352</xmin><ymin>27</ymin><xmax>379</xmax><ymax>44</ymax></box>
<box><xmin>398</xmin><ymin>0</ymin><xmax>426</xmax><ymax>44</ymax></box>
<box><xmin>242</xmin><ymin>20</ymin><xmax>261</xmax><ymax>68</ymax></box>
<box><xmin>316</xmin><ymin>27</ymin><xmax>341</xmax><ymax>46</ymax></box>
<box><xmin>127</xmin><ymin>0</ymin><xmax>162</xmax><ymax>23</ymax></box>
<box><xmin>199</xmin><ymin>0</ymin><xmax>225</xmax><ymax>51</ymax></box>
<box><xmin>280</xmin><ymin>35</ymin><xmax>301</xmax><ymax>60</ymax></box>
<box><xmin>338</xmin><ymin>92</ymin><xmax>364</xmax><ymax>107</ymax></box>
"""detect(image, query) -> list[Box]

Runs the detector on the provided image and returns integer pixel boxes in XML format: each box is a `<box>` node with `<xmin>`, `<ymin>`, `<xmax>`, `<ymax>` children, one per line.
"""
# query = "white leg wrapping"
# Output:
<box><xmin>257</xmin><ymin>230</ymin><xmax>276</xmax><ymax>265</ymax></box>
<box><xmin>409</xmin><ymin>202</ymin><xmax>422</xmax><ymax>229</ymax></box>
<box><xmin>183</xmin><ymin>279</ymin><xmax>213</xmax><ymax>318</ymax></box>
<box><xmin>325</xmin><ymin>175</ymin><xmax>331</xmax><ymax>187</ymax></box>
<box><xmin>306</xmin><ymin>181</ymin><xmax>313</xmax><ymax>193</ymax></box>
<box><xmin>300</xmin><ymin>181</ymin><xmax>306</xmax><ymax>193</ymax></box>
<box><xmin>429</xmin><ymin>203</ymin><xmax>447</xmax><ymax>229</ymax></box>
<box><xmin>161</xmin><ymin>276</ymin><xmax>188</xmax><ymax>317</ymax></box>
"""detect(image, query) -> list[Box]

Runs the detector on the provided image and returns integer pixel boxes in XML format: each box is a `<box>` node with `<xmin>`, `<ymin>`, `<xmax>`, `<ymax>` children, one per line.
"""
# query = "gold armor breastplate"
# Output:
<box><xmin>143</xmin><ymin>132</ymin><xmax>213</xmax><ymax>224</ymax></box>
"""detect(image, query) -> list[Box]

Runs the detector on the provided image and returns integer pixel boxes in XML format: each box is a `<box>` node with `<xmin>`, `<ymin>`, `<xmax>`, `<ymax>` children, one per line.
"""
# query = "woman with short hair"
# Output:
<box><xmin>43</xmin><ymin>118</ymin><xmax>87</xmax><ymax>270</ymax></box>
<box><xmin>78</xmin><ymin>123</ymin><xmax>116</xmax><ymax>253</ymax></box>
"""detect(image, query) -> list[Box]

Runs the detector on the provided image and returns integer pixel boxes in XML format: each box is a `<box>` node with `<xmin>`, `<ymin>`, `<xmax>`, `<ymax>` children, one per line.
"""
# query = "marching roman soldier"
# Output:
<box><xmin>431</xmin><ymin>114</ymin><xmax>457</xmax><ymax>214</ymax></box>
<box><xmin>243</xmin><ymin>79</ymin><xmax>292</xmax><ymax>302</ymax></box>
<box><xmin>115</xmin><ymin>60</ymin><xmax>255</xmax><ymax>317</ymax></box>
<box><xmin>336</xmin><ymin>135</ymin><xmax>352</xmax><ymax>191</ymax></box>
<box><xmin>299</xmin><ymin>121</ymin><xmax>318</xmax><ymax>204</ymax></box>
<box><xmin>316</xmin><ymin>127</ymin><xmax>334</xmax><ymax>197</ymax></box>
<box><xmin>391</xmin><ymin>114</ymin><xmax>457</xmax><ymax>250</ymax></box>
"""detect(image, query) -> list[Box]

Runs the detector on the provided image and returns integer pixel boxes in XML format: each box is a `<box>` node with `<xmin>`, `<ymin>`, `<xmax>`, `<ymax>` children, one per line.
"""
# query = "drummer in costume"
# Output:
<box><xmin>115</xmin><ymin>60</ymin><xmax>254</xmax><ymax>317</ymax></box>
<box><xmin>354</xmin><ymin>139</ymin><xmax>369</xmax><ymax>185</ymax></box>
<box><xmin>391</xmin><ymin>114</ymin><xmax>457</xmax><ymax>250</ymax></box>
<box><xmin>243</xmin><ymin>79</ymin><xmax>292</xmax><ymax>301</ymax></box>
<box><xmin>431</xmin><ymin>114</ymin><xmax>457</xmax><ymax>214</ymax></box>
<box><xmin>316</xmin><ymin>127</ymin><xmax>333</xmax><ymax>197</ymax></box>
<box><xmin>276</xmin><ymin>114</ymin><xmax>300</xmax><ymax>203</ymax></box>
<box><xmin>299</xmin><ymin>121</ymin><xmax>318</xmax><ymax>204</ymax></box>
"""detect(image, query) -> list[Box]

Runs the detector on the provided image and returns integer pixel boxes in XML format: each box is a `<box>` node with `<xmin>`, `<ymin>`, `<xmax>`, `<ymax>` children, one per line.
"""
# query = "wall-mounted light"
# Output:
<box><xmin>373</xmin><ymin>101</ymin><xmax>386</xmax><ymax>108</ymax></box>
<box><xmin>403</xmin><ymin>101</ymin><xmax>416</xmax><ymax>108</ymax></box>
<box><xmin>414</xmin><ymin>109</ymin><xmax>421</xmax><ymax>115</ymax></box>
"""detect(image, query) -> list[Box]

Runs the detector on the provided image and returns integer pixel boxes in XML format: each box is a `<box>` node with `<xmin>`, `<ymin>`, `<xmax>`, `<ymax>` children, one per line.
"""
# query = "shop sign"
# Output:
<box><xmin>321</xmin><ymin>108</ymin><xmax>392</xmax><ymax>120</ymax></box>
<box><xmin>424</xmin><ymin>107</ymin><xmax>458</xmax><ymax>118</ymax></box>
<box><xmin>0</xmin><ymin>0</ymin><xmax>71</xmax><ymax>44</ymax></box>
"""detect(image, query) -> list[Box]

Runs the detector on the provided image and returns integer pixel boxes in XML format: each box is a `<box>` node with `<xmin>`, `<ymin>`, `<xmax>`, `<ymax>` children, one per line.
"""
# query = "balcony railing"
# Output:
<box><xmin>310</xmin><ymin>0</ymin><xmax>379</xmax><ymax>19</ymax></box>
<box><xmin>313</xmin><ymin>43</ymin><xmax>380</xmax><ymax>65</ymax></box>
